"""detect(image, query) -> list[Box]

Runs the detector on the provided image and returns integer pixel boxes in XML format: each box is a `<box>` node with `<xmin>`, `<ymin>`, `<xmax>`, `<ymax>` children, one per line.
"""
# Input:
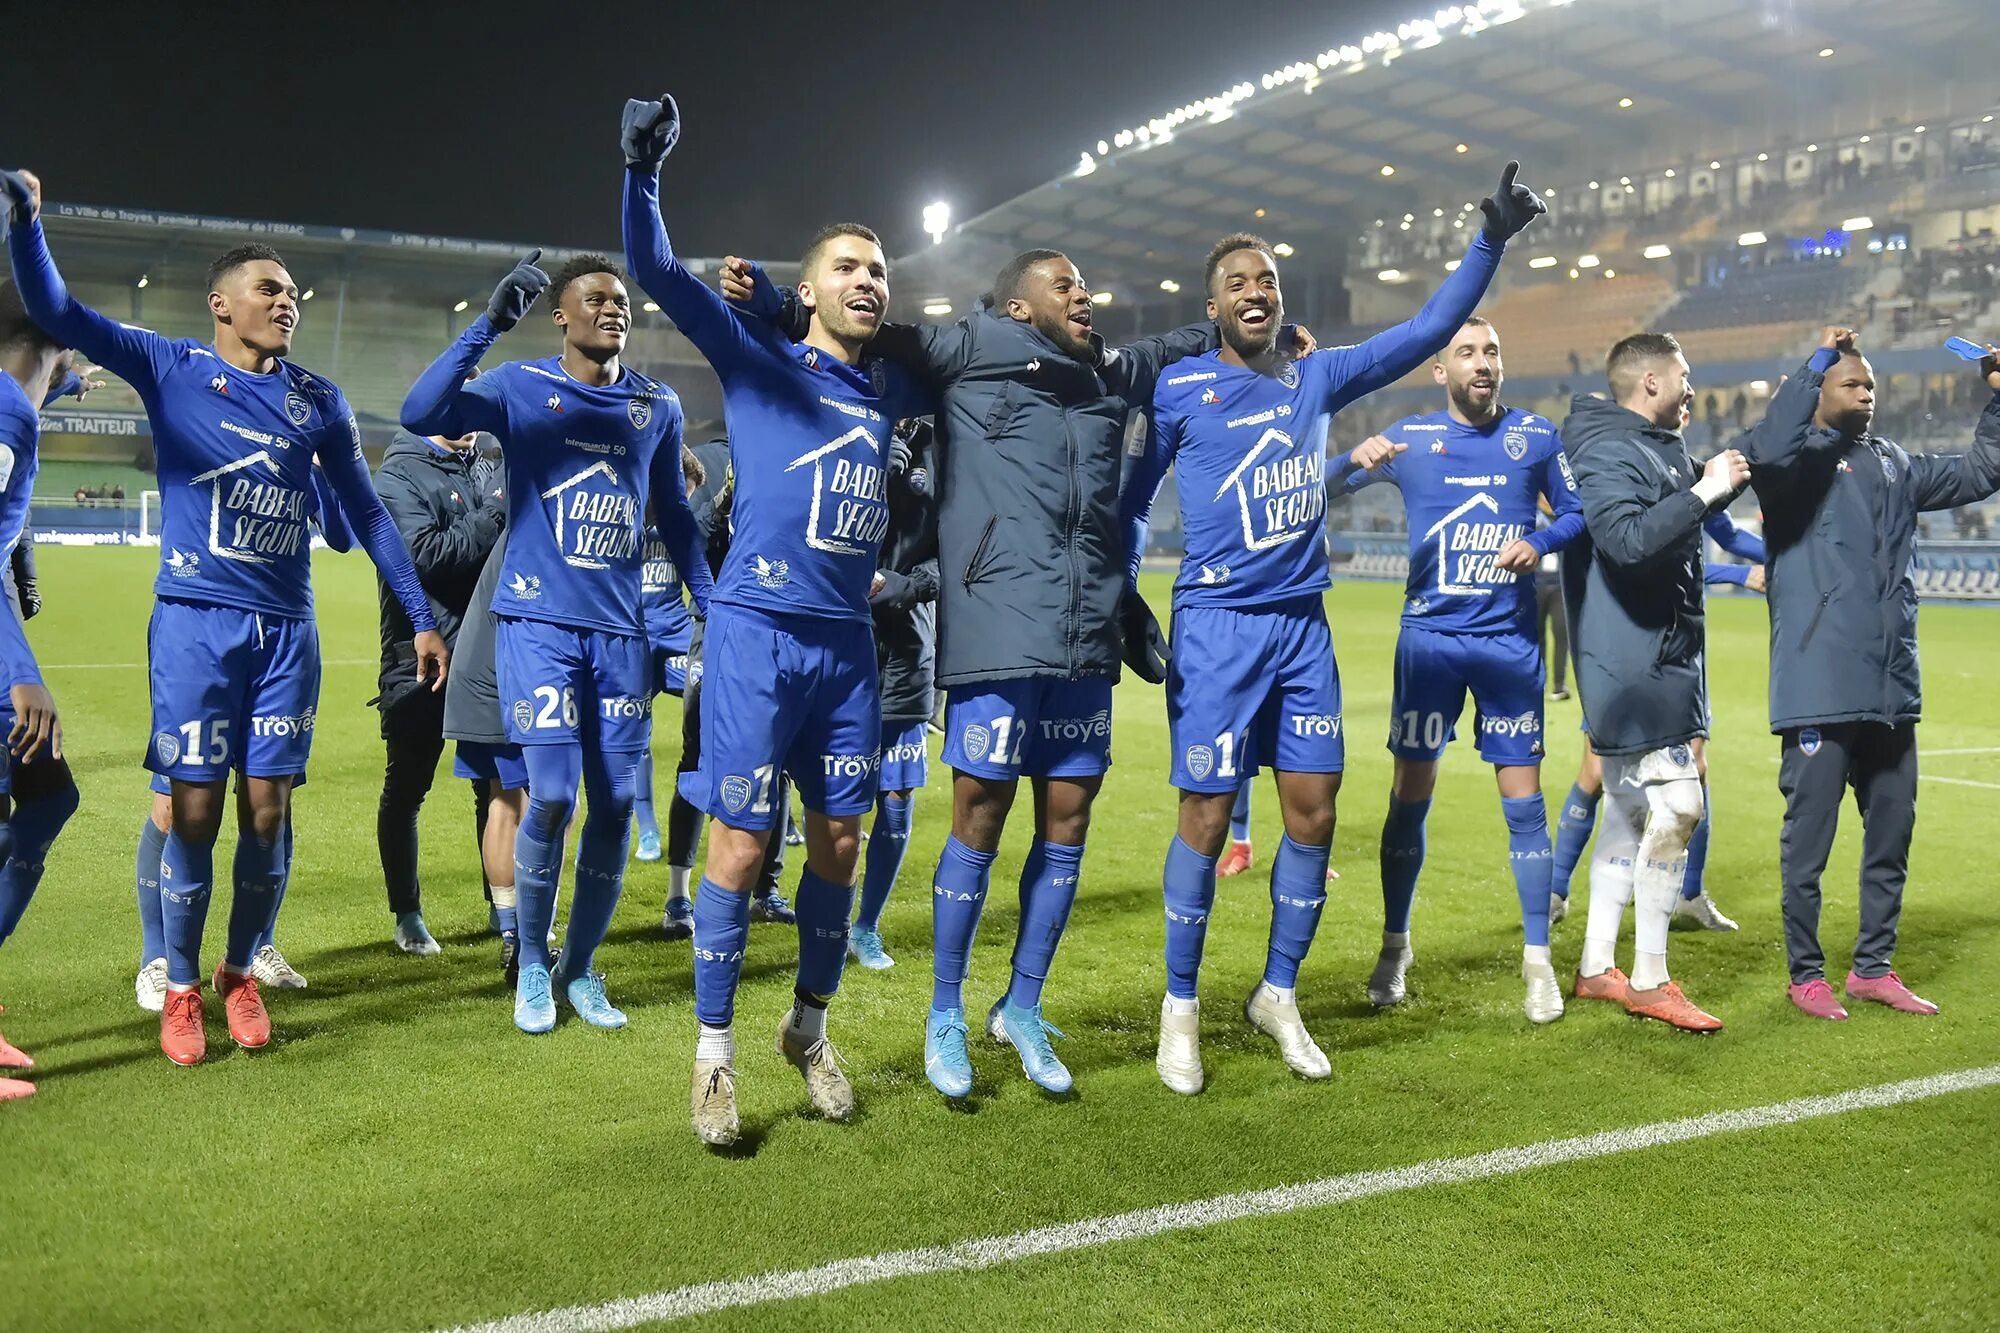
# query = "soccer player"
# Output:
<box><xmin>0</xmin><ymin>279</ymin><xmax>83</xmax><ymax>1100</ymax></box>
<box><xmin>621</xmin><ymin>95</ymin><xmax>931</xmax><ymax>1145</ymax></box>
<box><xmin>401</xmin><ymin>239</ymin><xmax>711</xmax><ymax>1037</ymax></box>
<box><xmin>4</xmin><ymin>168</ymin><xmax>445</xmax><ymax>1066</ymax></box>
<box><xmin>1331</xmin><ymin>312</ymin><xmax>1582</xmax><ymax>1026</ymax></box>
<box><xmin>1123</xmin><ymin>163</ymin><xmax>1543</xmax><ymax>1093</ymax></box>
<box><xmin>1559</xmin><ymin>332</ymin><xmax>1746</xmax><ymax>1032</ymax></box>
<box><xmin>850</xmin><ymin>418</ymin><xmax>940</xmax><ymax>971</ymax></box>
<box><xmin>134</xmin><ymin>466</ymin><xmax>353</xmax><ymax>1010</ymax></box>
<box><xmin>1745</xmin><ymin>330</ymin><xmax>2000</xmax><ymax>1019</ymax></box>
<box><xmin>1548</xmin><ymin>527</ymin><xmax>1767</xmax><ymax>935</ymax></box>
<box><xmin>631</xmin><ymin>456</ymin><xmax>704</xmax><ymax>865</ymax></box>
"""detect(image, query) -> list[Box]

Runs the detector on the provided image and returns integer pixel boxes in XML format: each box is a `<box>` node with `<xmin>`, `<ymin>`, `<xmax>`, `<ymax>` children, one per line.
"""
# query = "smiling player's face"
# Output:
<box><xmin>1435</xmin><ymin>322</ymin><xmax>1503</xmax><ymax>422</ymax></box>
<box><xmin>554</xmin><ymin>273</ymin><xmax>630</xmax><ymax>356</ymax></box>
<box><xmin>802</xmin><ymin>236</ymin><xmax>890</xmax><ymax>346</ymax></box>
<box><xmin>1207</xmin><ymin>248</ymin><xmax>1282</xmax><ymax>360</ymax></box>
<box><xmin>1007</xmin><ymin>256</ymin><xmax>1093</xmax><ymax>359</ymax></box>
<box><xmin>211</xmin><ymin>260</ymin><xmax>300</xmax><ymax>358</ymax></box>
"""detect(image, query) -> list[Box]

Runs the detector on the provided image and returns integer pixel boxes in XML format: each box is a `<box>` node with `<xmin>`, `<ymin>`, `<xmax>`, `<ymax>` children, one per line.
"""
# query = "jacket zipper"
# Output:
<box><xmin>1062</xmin><ymin>410</ymin><xmax>1080</xmax><ymax>674</ymax></box>
<box><xmin>1797</xmin><ymin>590</ymin><xmax>1832</xmax><ymax>650</ymax></box>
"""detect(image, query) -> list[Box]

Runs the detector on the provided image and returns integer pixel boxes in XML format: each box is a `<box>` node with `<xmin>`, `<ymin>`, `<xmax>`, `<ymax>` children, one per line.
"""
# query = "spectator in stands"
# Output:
<box><xmin>111</xmin><ymin>483</ymin><xmax>124</xmax><ymax>502</ymax></box>
<box><xmin>71</xmin><ymin>486</ymin><xmax>85</xmax><ymax>506</ymax></box>
<box><xmin>1743</xmin><ymin>329</ymin><xmax>2000</xmax><ymax>1022</ymax></box>
<box><xmin>1730</xmin><ymin>388</ymin><xmax>1748</xmax><ymax>430</ymax></box>
<box><xmin>371</xmin><ymin>426</ymin><xmax>505</xmax><ymax>955</ymax></box>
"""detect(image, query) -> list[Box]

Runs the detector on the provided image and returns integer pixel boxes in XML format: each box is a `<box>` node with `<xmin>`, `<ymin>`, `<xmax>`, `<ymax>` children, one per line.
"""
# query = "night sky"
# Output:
<box><xmin>6</xmin><ymin>0</ymin><xmax>1408</xmax><ymax>260</ymax></box>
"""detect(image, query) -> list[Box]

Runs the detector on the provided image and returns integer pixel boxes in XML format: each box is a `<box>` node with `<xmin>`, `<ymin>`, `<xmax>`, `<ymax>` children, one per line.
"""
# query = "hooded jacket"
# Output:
<box><xmin>1559</xmin><ymin>394</ymin><xmax>1725</xmax><ymax>756</ymax></box>
<box><xmin>1747</xmin><ymin>352</ymin><xmax>2000</xmax><ymax>731</ymax></box>
<box><xmin>374</xmin><ymin>429</ymin><xmax>503</xmax><ymax>713</ymax></box>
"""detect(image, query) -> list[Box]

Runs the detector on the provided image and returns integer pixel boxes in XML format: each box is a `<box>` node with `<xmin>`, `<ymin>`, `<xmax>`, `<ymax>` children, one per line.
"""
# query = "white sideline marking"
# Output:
<box><xmin>1923</xmin><ymin>775</ymin><xmax>2000</xmax><ymax>791</ymax></box>
<box><xmin>441</xmin><ymin>1065</ymin><xmax>2000</xmax><ymax>1333</ymax></box>
<box><xmin>1921</xmin><ymin>747</ymin><xmax>2000</xmax><ymax>757</ymax></box>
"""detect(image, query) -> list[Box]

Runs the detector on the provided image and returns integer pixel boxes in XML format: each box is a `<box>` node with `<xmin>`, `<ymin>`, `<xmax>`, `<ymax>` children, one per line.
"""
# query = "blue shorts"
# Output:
<box><xmin>496</xmin><ymin>616</ymin><xmax>651</xmax><ymax>751</ymax></box>
<box><xmin>147</xmin><ymin>769</ymin><xmax>306</xmax><ymax>796</ymax></box>
<box><xmin>1388</xmin><ymin>625</ymin><xmax>1544</xmax><ymax>765</ymax></box>
<box><xmin>652</xmin><ymin>641</ymin><xmax>693</xmax><ymax>697</ymax></box>
<box><xmin>943</xmin><ymin>676</ymin><xmax>1113</xmax><ymax>781</ymax></box>
<box><xmin>878</xmin><ymin>719</ymin><xmax>931</xmax><ymax>793</ymax></box>
<box><xmin>145</xmin><ymin>599</ymin><xmax>321</xmax><ymax>781</ymax></box>
<box><xmin>453</xmin><ymin>740</ymin><xmax>529</xmax><ymax>790</ymax></box>
<box><xmin>1168</xmin><ymin>595</ymin><xmax>1343</xmax><ymax>792</ymax></box>
<box><xmin>680</xmin><ymin>605</ymin><xmax>879</xmax><ymax>827</ymax></box>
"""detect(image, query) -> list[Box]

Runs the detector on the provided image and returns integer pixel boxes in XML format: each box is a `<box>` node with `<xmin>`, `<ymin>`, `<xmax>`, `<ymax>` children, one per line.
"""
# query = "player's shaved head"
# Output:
<box><xmin>208</xmin><ymin>243</ymin><xmax>287</xmax><ymax>294</ymax></box>
<box><xmin>1815</xmin><ymin>350</ymin><xmax>1876</xmax><ymax>438</ymax></box>
<box><xmin>993</xmin><ymin>249</ymin><xmax>1068</xmax><ymax>307</ymax></box>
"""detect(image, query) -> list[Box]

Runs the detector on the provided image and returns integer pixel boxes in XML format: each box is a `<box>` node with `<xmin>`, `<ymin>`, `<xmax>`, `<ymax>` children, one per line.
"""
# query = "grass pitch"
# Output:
<box><xmin>3</xmin><ymin>545</ymin><xmax>1997</xmax><ymax>1331</ymax></box>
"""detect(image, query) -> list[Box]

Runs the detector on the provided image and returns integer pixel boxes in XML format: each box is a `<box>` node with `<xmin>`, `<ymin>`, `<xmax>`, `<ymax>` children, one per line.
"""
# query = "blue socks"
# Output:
<box><xmin>1162</xmin><ymin>836</ymin><xmax>1218</xmax><ymax>1000</ymax></box>
<box><xmin>1266</xmin><ymin>835</ymin><xmax>1331</xmax><ymax>989</ymax></box>
<box><xmin>1230</xmin><ymin>784</ymin><xmax>1252</xmax><ymax>843</ymax></box>
<box><xmin>855</xmin><ymin>793</ymin><xmax>912</xmax><ymax>931</ymax></box>
<box><xmin>224</xmin><ymin>830</ymin><xmax>286</xmax><ymax>970</ymax></box>
<box><xmin>0</xmin><ymin>787</ymin><xmax>77</xmax><ymax>946</ymax></box>
<box><xmin>1681</xmin><ymin>802</ymin><xmax>1711</xmax><ymax>901</ymax></box>
<box><xmin>1006</xmin><ymin>839</ymin><xmax>1084</xmax><ymax>1010</ymax></box>
<box><xmin>633</xmin><ymin>751</ymin><xmax>659</xmax><ymax>844</ymax></box>
<box><xmin>1551</xmin><ymin>782</ymin><xmax>1600</xmax><ymax>901</ymax></box>
<box><xmin>1379</xmin><ymin>797</ymin><xmax>1431</xmax><ymax>933</ymax></box>
<box><xmin>1501</xmin><ymin>794</ymin><xmax>1554</xmax><ymax>947</ymax></box>
<box><xmin>562</xmin><ymin>813</ymin><xmax>629</xmax><ymax>979</ymax></box>
<box><xmin>794</xmin><ymin>867</ymin><xmax>853</xmax><ymax>998</ymax></box>
<box><xmin>517</xmin><ymin>743</ymin><xmax>585</xmax><ymax>974</ymax></box>
<box><xmin>254</xmin><ymin>814</ymin><xmax>293</xmax><ymax>955</ymax></box>
<box><xmin>691</xmin><ymin>879</ymin><xmax>751</xmax><ymax>1027</ymax></box>
<box><xmin>137</xmin><ymin>816</ymin><xmax>168</xmax><ymax>965</ymax></box>
<box><xmin>160</xmin><ymin>829</ymin><xmax>215</xmax><ymax>986</ymax></box>
<box><xmin>930</xmin><ymin>835</ymin><xmax>997</xmax><ymax>1011</ymax></box>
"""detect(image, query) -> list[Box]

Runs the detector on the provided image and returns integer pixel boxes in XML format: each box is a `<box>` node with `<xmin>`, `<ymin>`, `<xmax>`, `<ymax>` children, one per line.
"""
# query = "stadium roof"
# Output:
<box><xmin>890</xmin><ymin>0</ymin><xmax>1994</xmax><ymax>308</ymax></box>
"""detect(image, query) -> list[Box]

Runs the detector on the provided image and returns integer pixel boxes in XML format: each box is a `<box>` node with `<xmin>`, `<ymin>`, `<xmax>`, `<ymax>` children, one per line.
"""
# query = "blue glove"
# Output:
<box><xmin>485</xmin><ymin>249</ymin><xmax>548</xmax><ymax>331</ymax></box>
<box><xmin>0</xmin><ymin>168</ymin><xmax>35</xmax><ymax>230</ymax></box>
<box><xmin>1478</xmin><ymin>160</ymin><xmax>1546</xmax><ymax>242</ymax></box>
<box><xmin>621</xmin><ymin>94</ymin><xmax>682</xmax><ymax>171</ymax></box>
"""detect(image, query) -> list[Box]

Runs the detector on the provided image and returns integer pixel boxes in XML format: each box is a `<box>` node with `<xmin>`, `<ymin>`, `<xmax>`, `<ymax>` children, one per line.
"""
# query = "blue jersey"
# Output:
<box><xmin>1121</xmin><ymin>230</ymin><xmax>1508</xmax><ymax>609</ymax></box>
<box><xmin>402</xmin><ymin>327</ymin><xmax>710</xmax><ymax>637</ymax></box>
<box><xmin>1338</xmin><ymin>407</ymin><xmax>1584</xmax><ymax>637</ymax></box>
<box><xmin>5</xmin><ymin>217</ymin><xmax>433</xmax><ymax>629</ymax></box>
<box><xmin>640</xmin><ymin>526</ymin><xmax>693</xmax><ymax>652</ymax></box>
<box><xmin>0</xmin><ymin>372</ymin><xmax>44</xmax><ymax>685</ymax></box>
<box><xmin>624</xmin><ymin>169</ymin><xmax>933</xmax><ymax>623</ymax></box>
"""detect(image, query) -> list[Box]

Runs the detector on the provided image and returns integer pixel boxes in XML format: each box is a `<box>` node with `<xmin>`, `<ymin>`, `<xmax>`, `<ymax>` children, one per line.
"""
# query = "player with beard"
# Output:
<box><xmin>1121</xmin><ymin>162</ymin><xmax>1544</xmax><ymax>1093</ymax></box>
<box><xmin>401</xmin><ymin>247</ymin><xmax>711</xmax><ymax>1037</ymax></box>
<box><xmin>5</xmin><ymin>168</ymin><xmax>445</xmax><ymax>1066</ymax></box>
<box><xmin>1332</xmin><ymin>316</ymin><xmax>1583</xmax><ymax>1026</ymax></box>
<box><xmin>621</xmin><ymin>95</ymin><xmax>934</xmax><ymax>1145</ymax></box>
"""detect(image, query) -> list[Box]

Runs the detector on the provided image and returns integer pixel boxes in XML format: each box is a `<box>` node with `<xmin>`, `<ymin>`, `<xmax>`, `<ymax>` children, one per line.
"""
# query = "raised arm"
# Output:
<box><xmin>1099</xmin><ymin>322</ymin><xmax>1220</xmax><ymax>407</ymax></box>
<box><xmin>1329</xmin><ymin>434</ymin><xmax>1405</xmax><ymax>496</ymax></box>
<box><xmin>1316</xmin><ymin>162</ymin><xmax>1542</xmax><ymax>413</ymax></box>
<box><xmin>1908</xmin><ymin>356</ymin><xmax>2000</xmax><ymax>513</ymax></box>
<box><xmin>1572</xmin><ymin>439</ymin><xmax>1747</xmax><ymax>571</ymax></box>
<box><xmin>644</xmin><ymin>405</ymin><xmax>713</xmax><ymax>617</ymax></box>
<box><xmin>3</xmin><ymin>170</ymin><xmax>173</xmax><ymax>385</ymax></box>
<box><xmin>399</xmin><ymin>254</ymin><xmax>541</xmax><ymax>438</ymax></box>
<box><xmin>1117</xmin><ymin>408</ymin><xmax>1179</xmax><ymax>591</ymax></box>
<box><xmin>1743</xmin><ymin>330</ymin><xmax>1848</xmax><ymax>475</ymax></box>
<box><xmin>315</xmin><ymin>398</ymin><xmax>447</xmax><ymax>685</ymax></box>
<box><xmin>620</xmin><ymin>99</ymin><xmax>766</xmax><ymax>375</ymax></box>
